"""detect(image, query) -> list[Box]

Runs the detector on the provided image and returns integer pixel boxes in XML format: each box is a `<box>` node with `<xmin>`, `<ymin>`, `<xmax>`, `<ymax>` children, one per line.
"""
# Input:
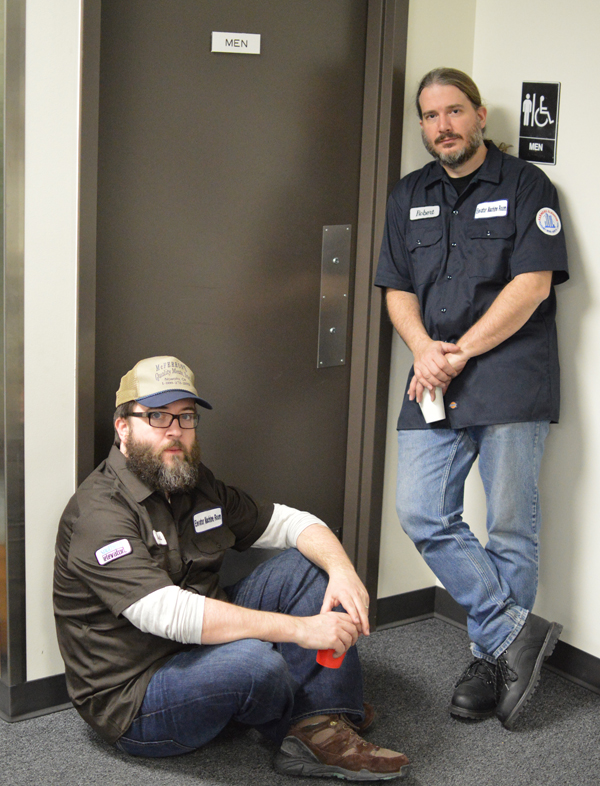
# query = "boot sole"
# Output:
<box><xmin>499</xmin><ymin>622</ymin><xmax>563</xmax><ymax>730</ymax></box>
<box><xmin>450</xmin><ymin>704</ymin><xmax>496</xmax><ymax>720</ymax></box>
<box><xmin>274</xmin><ymin>737</ymin><xmax>411</xmax><ymax>781</ymax></box>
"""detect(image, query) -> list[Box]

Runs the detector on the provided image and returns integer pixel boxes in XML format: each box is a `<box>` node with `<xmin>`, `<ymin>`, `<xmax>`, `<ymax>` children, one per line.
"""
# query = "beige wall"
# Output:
<box><xmin>378</xmin><ymin>0</ymin><xmax>600</xmax><ymax>660</ymax></box>
<box><xmin>24</xmin><ymin>0</ymin><xmax>82</xmax><ymax>679</ymax></box>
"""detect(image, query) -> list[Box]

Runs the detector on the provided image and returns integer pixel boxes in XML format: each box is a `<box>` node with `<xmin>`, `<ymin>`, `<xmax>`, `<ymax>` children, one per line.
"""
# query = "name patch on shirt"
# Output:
<box><xmin>194</xmin><ymin>507</ymin><xmax>223</xmax><ymax>534</ymax></box>
<box><xmin>536</xmin><ymin>207</ymin><xmax>561</xmax><ymax>235</ymax></box>
<box><xmin>474</xmin><ymin>200</ymin><xmax>508</xmax><ymax>218</ymax></box>
<box><xmin>410</xmin><ymin>206</ymin><xmax>440</xmax><ymax>220</ymax></box>
<box><xmin>95</xmin><ymin>538</ymin><xmax>132</xmax><ymax>566</ymax></box>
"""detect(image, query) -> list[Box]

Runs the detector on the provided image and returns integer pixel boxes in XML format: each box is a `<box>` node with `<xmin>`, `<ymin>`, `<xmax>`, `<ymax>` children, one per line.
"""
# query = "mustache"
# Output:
<box><xmin>160</xmin><ymin>440</ymin><xmax>185</xmax><ymax>455</ymax></box>
<box><xmin>435</xmin><ymin>133</ymin><xmax>462</xmax><ymax>143</ymax></box>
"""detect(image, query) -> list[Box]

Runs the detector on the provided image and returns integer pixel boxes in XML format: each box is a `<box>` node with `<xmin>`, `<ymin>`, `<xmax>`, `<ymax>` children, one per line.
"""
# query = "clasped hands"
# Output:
<box><xmin>409</xmin><ymin>340</ymin><xmax>470</xmax><ymax>403</ymax></box>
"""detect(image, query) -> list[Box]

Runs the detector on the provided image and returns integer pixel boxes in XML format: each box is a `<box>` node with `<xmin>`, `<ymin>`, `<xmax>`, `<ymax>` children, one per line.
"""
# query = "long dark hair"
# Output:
<box><xmin>416</xmin><ymin>68</ymin><xmax>483</xmax><ymax>119</ymax></box>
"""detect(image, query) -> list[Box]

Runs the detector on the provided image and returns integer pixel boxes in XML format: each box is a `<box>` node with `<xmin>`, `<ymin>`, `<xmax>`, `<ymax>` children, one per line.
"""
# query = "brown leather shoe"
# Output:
<box><xmin>274</xmin><ymin>714</ymin><xmax>411</xmax><ymax>781</ymax></box>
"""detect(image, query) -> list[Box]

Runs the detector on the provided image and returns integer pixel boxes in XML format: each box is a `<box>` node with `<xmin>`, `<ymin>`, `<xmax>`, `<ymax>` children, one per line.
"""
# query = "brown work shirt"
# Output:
<box><xmin>53</xmin><ymin>446</ymin><xmax>273</xmax><ymax>743</ymax></box>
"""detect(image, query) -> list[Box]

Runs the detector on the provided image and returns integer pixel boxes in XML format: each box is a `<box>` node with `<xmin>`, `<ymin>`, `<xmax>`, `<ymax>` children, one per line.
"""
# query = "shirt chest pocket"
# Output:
<box><xmin>189</xmin><ymin>525</ymin><xmax>235</xmax><ymax>556</ymax></box>
<box><xmin>406</xmin><ymin>224</ymin><xmax>443</xmax><ymax>286</ymax></box>
<box><xmin>466</xmin><ymin>218</ymin><xmax>515</xmax><ymax>279</ymax></box>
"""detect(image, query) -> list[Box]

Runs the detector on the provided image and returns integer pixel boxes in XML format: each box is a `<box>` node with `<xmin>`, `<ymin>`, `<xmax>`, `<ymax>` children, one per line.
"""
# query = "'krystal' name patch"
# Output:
<box><xmin>410</xmin><ymin>206</ymin><xmax>440</xmax><ymax>220</ymax></box>
<box><xmin>194</xmin><ymin>507</ymin><xmax>223</xmax><ymax>534</ymax></box>
<box><xmin>95</xmin><ymin>539</ymin><xmax>132</xmax><ymax>566</ymax></box>
<box><xmin>474</xmin><ymin>200</ymin><xmax>508</xmax><ymax>218</ymax></box>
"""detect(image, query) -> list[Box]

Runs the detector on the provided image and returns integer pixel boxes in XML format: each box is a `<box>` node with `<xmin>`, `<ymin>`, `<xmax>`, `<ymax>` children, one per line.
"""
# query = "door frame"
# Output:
<box><xmin>77</xmin><ymin>0</ymin><xmax>410</xmax><ymax>623</ymax></box>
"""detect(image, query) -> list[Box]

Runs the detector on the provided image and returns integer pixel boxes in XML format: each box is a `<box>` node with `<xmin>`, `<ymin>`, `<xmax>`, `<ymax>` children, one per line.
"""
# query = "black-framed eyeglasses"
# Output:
<box><xmin>129</xmin><ymin>411</ymin><xmax>200</xmax><ymax>429</ymax></box>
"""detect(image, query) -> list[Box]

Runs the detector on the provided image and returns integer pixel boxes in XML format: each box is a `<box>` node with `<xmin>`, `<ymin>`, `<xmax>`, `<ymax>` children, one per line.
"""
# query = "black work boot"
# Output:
<box><xmin>450</xmin><ymin>658</ymin><xmax>497</xmax><ymax>719</ymax></box>
<box><xmin>496</xmin><ymin>613</ymin><xmax>562</xmax><ymax>729</ymax></box>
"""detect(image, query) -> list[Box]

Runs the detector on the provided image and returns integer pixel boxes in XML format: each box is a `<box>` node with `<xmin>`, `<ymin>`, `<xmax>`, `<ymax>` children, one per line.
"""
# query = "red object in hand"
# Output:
<box><xmin>316</xmin><ymin>649</ymin><xmax>346</xmax><ymax>669</ymax></box>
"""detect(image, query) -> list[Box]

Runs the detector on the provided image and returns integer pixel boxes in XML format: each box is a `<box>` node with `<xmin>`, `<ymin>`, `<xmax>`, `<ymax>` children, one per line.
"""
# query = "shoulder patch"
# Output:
<box><xmin>95</xmin><ymin>538</ymin><xmax>132</xmax><ymax>566</ymax></box>
<box><xmin>536</xmin><ymin>207</ymin><xmax>561</xmax><ymax>236</ymax></box>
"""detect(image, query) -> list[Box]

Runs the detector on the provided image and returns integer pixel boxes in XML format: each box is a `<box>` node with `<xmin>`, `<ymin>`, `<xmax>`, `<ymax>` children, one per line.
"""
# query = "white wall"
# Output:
<box><xmin>378</xmin><ymin>0</ymin><xmax>600</xmax><ymax>660</ymax></box>
<box><xmin>24</xmin><ymin>0</ymin><xmax>82</xmax><ymax>679</ymax></box>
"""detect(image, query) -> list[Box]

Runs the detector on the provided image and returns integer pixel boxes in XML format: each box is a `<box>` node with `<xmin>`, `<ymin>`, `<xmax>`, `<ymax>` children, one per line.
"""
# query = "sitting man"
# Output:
<box><xmin>53</xmin><ymin>356</ymin><xmax>410</xmax><ymax>781</ymax></box>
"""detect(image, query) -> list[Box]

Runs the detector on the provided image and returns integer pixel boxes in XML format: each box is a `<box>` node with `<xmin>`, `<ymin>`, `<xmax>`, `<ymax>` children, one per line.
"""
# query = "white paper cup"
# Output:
<box><xmin>418</xmin><ymin>387</ymin><xmax>446</xmax><ymax>423</ymax></box>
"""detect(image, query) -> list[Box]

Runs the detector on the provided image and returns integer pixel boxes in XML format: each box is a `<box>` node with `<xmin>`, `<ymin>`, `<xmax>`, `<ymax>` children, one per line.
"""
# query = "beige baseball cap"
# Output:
<box><xmin>115</xmin><ymin>356</ymin><xmax>212</xmax><ymax>409</ymax></box>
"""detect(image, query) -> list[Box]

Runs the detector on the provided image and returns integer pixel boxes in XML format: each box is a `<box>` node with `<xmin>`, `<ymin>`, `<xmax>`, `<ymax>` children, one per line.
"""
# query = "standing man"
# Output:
<box><xmin>54</xmin><ymin>356</ymin><xmax>410</xmax><ymax>780</ymax></box>
<box><xmin>375</xmin><ymin>68</ymin><xmax>568</xmax><ymax>729</ymax></box>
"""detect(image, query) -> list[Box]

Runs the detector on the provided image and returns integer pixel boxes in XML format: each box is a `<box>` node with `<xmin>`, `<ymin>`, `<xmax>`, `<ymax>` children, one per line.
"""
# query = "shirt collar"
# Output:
<box><xmin>423</xmin><ymin>140</ymin><xmax>503</xmax><ymax>188</ymax></box>
<box><xmin>107</xmin><ymin>444</ymin><xmax>156</xmax><ymax>503</ymax></box>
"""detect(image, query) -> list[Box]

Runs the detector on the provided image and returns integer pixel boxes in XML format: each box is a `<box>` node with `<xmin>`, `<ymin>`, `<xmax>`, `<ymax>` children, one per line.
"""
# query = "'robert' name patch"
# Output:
<box><xmin>410</xmin><ymin>206</ymin><xmax>440</xmax><ymax>220</ymax></box>
<box><xmin>474</xmin><ymin>200</ymin><xmax>508</xmax><ymax>218</ymax></box>
<box><xmin>194</xmin><ymin>507</ymin><xmax>223</xmax><ymax>534</ymax></box>
<box><xmin>95</xmin><ymin>539</ymin><xmax>132</xmax><ymax>566</ymax></box>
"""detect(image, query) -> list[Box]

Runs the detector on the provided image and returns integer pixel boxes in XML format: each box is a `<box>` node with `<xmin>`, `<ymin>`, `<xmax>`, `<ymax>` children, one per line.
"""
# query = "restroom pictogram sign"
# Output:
<box><xmin>518</xmin><ymin>82</ymin><xmax>560</xmax><ymax>165</ymax></box>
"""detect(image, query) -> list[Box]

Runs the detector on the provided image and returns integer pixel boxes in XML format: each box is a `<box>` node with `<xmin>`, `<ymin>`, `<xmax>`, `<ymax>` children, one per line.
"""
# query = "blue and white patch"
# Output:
<box><xmin>153</xmin><ymin>530</ymin><xmax>167</xmax><ymax>546</ymax></box>
<box><xmin>474</xmin><ymin>200</ymin><xmax>508</xmax><ymax>218</ymax></box>
<box><xmin>95</xmin><ymin>538</ymin><xmax>132</xmax><ymax>566</ymax></box>
<box><xmin>410</xmin><ymin>205</ymin><xmax>440</xmax><ymax>221</ymax></box>
<box><xmin>536</xmin><ymin>207</ymin><xmax>561</xmax><ymax>235</ymax></box>
<box><xmin>193</xmin><ymin>507</ymin><xmax>223</xmax><ymax>534</ymax></box>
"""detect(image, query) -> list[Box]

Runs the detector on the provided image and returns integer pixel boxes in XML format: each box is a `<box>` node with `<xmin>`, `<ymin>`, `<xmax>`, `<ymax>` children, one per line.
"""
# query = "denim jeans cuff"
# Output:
<box><xmin>471</xmin><ymin>607</ymin><xmax>529</xmax><ymax>661</ymax></box>
<box><xmin>469</xmin><ymin>643</ymin><xmax>497</xmax><ymax>664</ymax></box>
<box><xmin>290</xmin><ymin>706</ymin><xmax>364</xmax><ymax>726</ymax></box>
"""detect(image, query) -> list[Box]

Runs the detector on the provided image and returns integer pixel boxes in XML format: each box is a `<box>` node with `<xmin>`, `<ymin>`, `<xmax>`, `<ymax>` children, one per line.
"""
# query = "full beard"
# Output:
<box><xmin>125</xmin><ymin>436</ymin><xmax>201</xmax><ymax>494</ymax></box>
<box><xmin>422</xmin><ymin>121</ymin><xmax>484</xmax><ymax>169</ymax></box>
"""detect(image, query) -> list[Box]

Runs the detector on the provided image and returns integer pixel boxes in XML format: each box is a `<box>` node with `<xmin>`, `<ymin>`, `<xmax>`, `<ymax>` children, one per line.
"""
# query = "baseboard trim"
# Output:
<box><xmin>0</xmin><ymin>673</ymin><xmax>71</xmax><ymax>722</ymax></box>
<box><xmin>376</xmin><ymin>587</ymin><xmax>600</xmax><ymax>696</ymax></box>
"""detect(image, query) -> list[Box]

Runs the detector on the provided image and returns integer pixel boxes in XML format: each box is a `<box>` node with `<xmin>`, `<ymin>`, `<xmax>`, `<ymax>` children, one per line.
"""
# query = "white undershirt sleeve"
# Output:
<box><xmin>251</xmin><ymin>503</ymin><xmax>328</xmax><ymax>550</ymax></box>
<box><xmin>123</xmin><ymin>585</ymin><xmax>205</xmax><ymax>644</ymax></box>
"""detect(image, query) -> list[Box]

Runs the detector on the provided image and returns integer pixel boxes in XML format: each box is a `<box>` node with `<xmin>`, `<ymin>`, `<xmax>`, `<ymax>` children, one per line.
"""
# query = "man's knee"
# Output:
<box><xmin>235</xmin><ymin>641</ymin><xmax>295</xmax><ymax>707</ymax></box>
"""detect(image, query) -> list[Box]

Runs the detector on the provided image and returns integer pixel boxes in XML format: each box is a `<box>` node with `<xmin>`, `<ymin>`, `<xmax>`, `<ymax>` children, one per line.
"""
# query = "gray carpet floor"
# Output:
<box><xmin>2</xmin><ymin>618</ymin><xmax>599</xmax><ymax>786</ymax></box>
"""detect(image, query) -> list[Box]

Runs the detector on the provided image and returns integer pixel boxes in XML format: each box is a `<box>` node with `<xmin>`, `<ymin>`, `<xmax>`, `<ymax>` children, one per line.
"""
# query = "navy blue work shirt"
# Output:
<box><xmin>375</xmin><ymin>142</ymin><xmax>569</xmax><ymax>429</ymax></box>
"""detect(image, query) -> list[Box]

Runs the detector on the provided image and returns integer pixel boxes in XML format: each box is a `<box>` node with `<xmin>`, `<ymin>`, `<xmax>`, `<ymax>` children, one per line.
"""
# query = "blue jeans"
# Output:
<box><xmin>116</xmin><ymin>549</ymin><xmax>364</xmax><ymax>757</ymax></box>
<box><xmin>396</xmin><ymin>422</ymin><xmax>549</xmax><ymax>661</ymax></box>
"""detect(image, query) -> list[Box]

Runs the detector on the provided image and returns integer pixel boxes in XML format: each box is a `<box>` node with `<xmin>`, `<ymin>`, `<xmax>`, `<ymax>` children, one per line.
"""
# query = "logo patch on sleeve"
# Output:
<box><xmin>474</xmin><ymin>200</ymin><xmax>508</xmax><ymax>218</ymax></box>
<box><xmin>536</xmin><ymin>207</ymin><xmax>561</xmax><ymax>235</ymax></box>
<box><xmin>153</xmin><ymin>530</ymin><xmax>167</xmax><ymax>546</ymax></box>
<box><xmin>193</xmin><ymin>507</ymin><xmax>223</xmax><ymax>534</ymax></box>
<box><xmin>410</xmin><ymin>206</ymin><xmax>440</xmax><ymax>220</ymax></box>
<box><xmin>95</xmin><ymin>539</ymin><xmax>132</xmax><ymax>566</ymax></box>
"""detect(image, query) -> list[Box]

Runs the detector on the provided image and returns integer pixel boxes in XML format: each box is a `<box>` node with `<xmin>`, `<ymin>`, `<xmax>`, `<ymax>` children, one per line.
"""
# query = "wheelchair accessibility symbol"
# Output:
<box><xmin>522</xmin><ymin>93</ymin><xmax>555</xmax><ymax>128</ymax></box>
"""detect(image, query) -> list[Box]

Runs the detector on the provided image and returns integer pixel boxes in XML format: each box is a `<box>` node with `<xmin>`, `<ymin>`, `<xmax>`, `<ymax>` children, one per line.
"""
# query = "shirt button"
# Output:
<box><xmin>486</xmin><ymin>230</ymin><xmax>491</xmax><ymax>236</ymax></box>
<box><xmin>417</xmin><ymin>239</ymin><xmax>421</xmax><ymax>244</ymax></box>
<box><xmin>451</xmin><ymin>243</ymin><xmax>457</xmax><ymax>247</ymax></box>
<box><xmin>447</xmin><ymin>275</ymin><xmax>452</xmax><ymax>280</ymax></box>
<box><xmin>452</xmin><ymin>210</ymin><xmax>458</xmax><ymax>215</ymax></box>
<box><xmin>441</xmin><ymin>308</ymin><xmax>447</xmax><ymax>313</ymax></box>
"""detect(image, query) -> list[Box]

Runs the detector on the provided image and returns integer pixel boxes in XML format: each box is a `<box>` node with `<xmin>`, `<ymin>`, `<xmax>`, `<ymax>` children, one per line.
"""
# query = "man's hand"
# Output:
<box><xmin>409</xmin><ymin>340</ymin><xmax>460</xmax><ymax>401</ymax></box>
<box><xmin>293</xmin><ymin>611</ymin><xmax>360</xmax><ymax>657</ymax></box>
<box><xmin>296</xmin><ymin>524</ymin><xmax>371</xmax><ymax>636</ymax></box>
<box><xmin>443</xmin><ymin>346</ymin><xmax>470</xmax><ymax>376</ymax></box>
<box><xmin>320</xmin><ymin>565</ymin><xmax>370</xmax><ymax>636</ymax></box>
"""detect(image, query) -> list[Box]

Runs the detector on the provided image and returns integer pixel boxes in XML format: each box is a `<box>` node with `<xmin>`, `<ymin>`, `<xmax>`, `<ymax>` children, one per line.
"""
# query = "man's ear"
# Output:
<box><xmin>115</xmin><ymin>417</ymin><xmax>130</xmax><ymax>454</ymax></box>
<box><xmin>477</xmin><ymin>105</ymin><xmax>487</xmax><ymax>131</ymax></box>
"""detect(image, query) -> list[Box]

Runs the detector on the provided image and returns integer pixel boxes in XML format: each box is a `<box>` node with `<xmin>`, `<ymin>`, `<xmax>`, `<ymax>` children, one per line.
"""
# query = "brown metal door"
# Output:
<box><xmin>95</xmin><ymin>0</ymin><xmax>368</xmax><ymax>530</ymax></box>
